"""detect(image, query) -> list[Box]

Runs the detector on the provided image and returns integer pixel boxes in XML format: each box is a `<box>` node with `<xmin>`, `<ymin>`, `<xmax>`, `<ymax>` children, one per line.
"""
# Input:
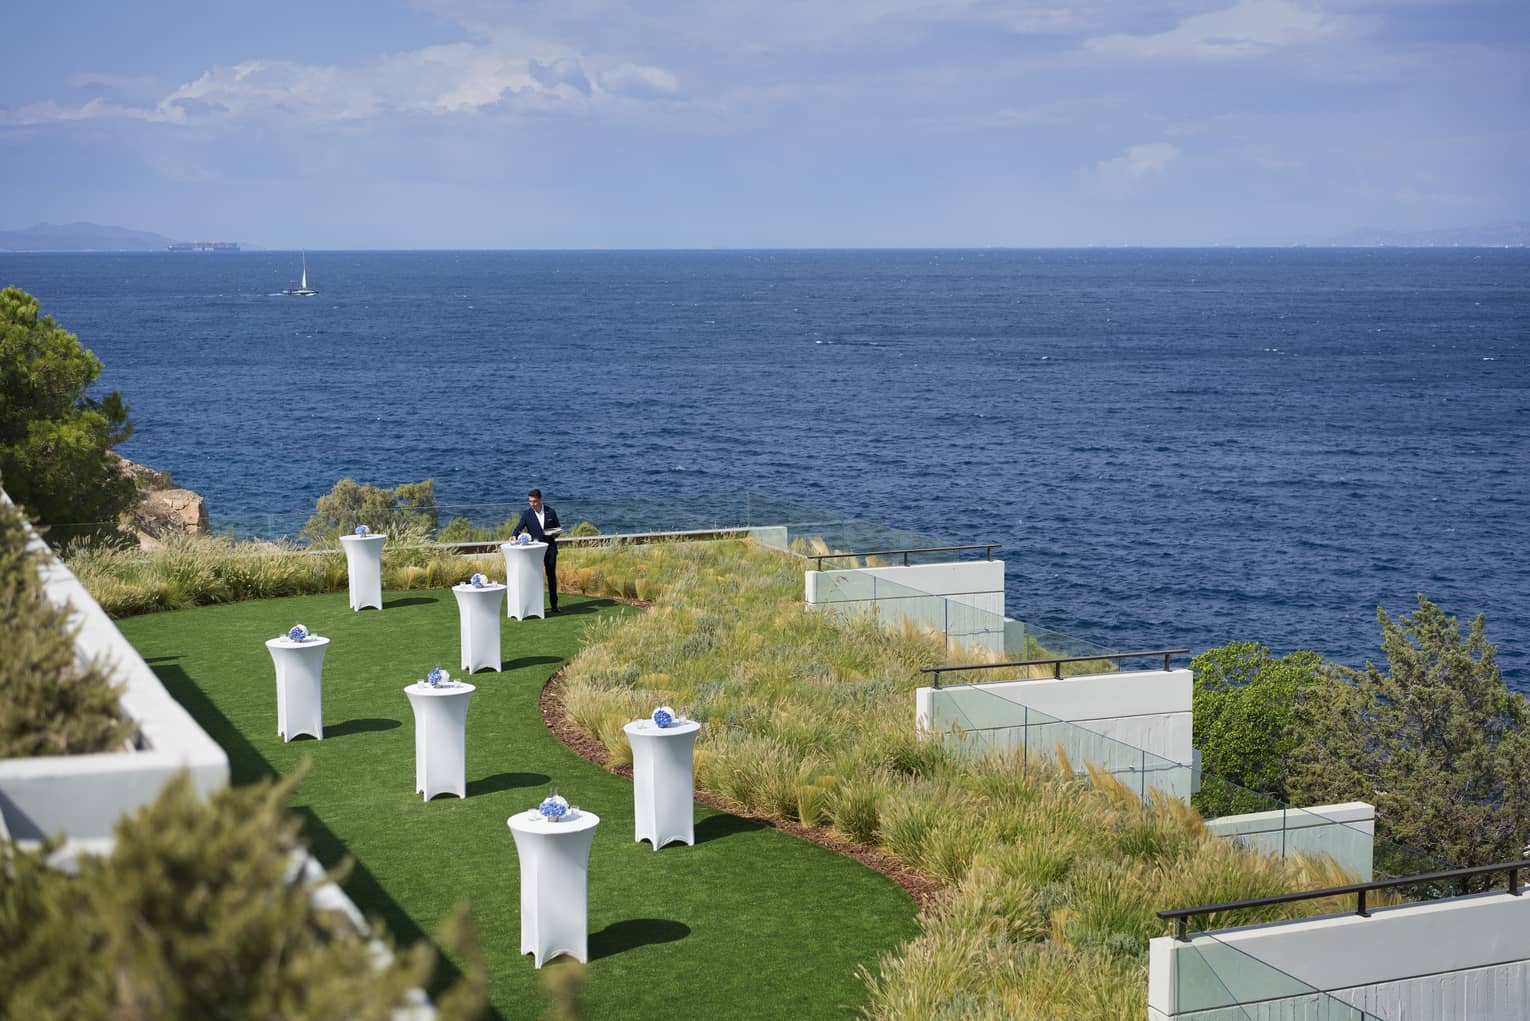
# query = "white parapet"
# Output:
<box><xmin>917</xmin><ymin>669</ymin><xmax>1194</xmax><ymax>796</ymax></box>
<box><xmin>1149</xmin><ymin>887</ymin><xmax>1530</xmax><ymax>1020</ymax></box>
<box><xmin>805</xmin><ymin>559</ymin><xmax>1006</xmax><ymax>651</ymax></box>
<box><xmin>0</xmin><ymin>494</ymin><xmax>229</xmax><ymax>842</ymax></box>
<box><xmin>1204</xmin><ymin>802</ymin><xmax>1375</xmax><ymax>881</ymax></box>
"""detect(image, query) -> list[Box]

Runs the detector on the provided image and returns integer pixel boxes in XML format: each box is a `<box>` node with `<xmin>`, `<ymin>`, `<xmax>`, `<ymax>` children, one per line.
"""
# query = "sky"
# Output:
<box><xmin>1</xmin><ymin>0</ymin><xmax>1527</xmax><ymax>248</ymax></box>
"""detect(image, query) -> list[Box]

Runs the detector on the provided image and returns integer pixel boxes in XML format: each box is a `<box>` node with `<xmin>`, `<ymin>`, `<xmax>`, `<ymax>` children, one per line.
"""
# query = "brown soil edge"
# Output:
<box><xmin>540</xmin><ymin>667</ymin><xmax>944</xmax><ymax>915</ymax></box>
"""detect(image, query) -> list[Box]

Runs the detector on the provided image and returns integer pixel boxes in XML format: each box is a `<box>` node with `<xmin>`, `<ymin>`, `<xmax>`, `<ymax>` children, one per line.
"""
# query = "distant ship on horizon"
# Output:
<box><xmin>167</xmin><ymin>240</ymin><xmax>240</xmax><ymax>252</ymax></box>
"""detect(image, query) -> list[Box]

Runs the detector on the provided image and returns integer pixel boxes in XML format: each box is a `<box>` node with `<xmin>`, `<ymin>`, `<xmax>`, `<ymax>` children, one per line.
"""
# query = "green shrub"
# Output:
<box><xmin>0</xmin><ymin>500</ymin><xmax>133</xmax><ymax>757</ymax></box>
<box><xmin>301</xmin><ymin>478</ymin><xmax>439</xmax><ymax>544</ymax></box>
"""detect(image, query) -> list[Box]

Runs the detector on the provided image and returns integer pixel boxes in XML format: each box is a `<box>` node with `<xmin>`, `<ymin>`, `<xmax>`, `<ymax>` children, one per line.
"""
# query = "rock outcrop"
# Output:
<box><xmin>112</xmin><ymin>454</ymin><xmax>209</xmax><ymax>546</ymax></box>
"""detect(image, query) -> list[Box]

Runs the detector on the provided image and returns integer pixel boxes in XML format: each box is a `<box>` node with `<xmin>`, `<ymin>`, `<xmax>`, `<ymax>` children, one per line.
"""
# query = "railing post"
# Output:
<box><xmin>1356</xmin><ymin>889</ymin><xmax>1370</xmax><ymax>917</ymax></box>
<box><xmin>1164</xmin><ymin>651</ymin><xmax>1171</xmax><ymax>671</ymax></box>
<box><xmin>1176</xmin><ymin>916</ymin><xmax>1189</xmax><ymax>942</ymax></box>
<box><xmin>1511</xmin><ymin>868</ymin><xmax>1522</xmax><ymax>896</ymax></box>
<box><xmin>1053</xmin><ymin>659</ymin><xmax>1062</xmax><ymax>679</ymax></box>
<box><xmin>1022</xmin><ymin>707</ymin><xmax>1028</xmax><ymax>776</ymax></box>
<box><xmin>903</xmin><ymin>551</ymin><xmax>910</xmax><ymax>566</ymax></box>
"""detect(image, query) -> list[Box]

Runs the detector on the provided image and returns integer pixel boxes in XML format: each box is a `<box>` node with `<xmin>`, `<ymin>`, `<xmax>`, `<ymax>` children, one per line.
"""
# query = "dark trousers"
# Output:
<box><xmin>544</xmin><ymin>545</ymin><xmax>558</xmax><ymax>609</ymax></box>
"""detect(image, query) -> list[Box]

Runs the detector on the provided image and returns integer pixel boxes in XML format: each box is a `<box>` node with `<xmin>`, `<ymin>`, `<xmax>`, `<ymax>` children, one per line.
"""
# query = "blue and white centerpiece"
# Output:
<box><xmin>354</xmin><ymin>524</ymin><xmax>370</xmax><ymax>536</ymax></box>
<box><xmin>471</xmin><ymin>573</ymin><xmax>487</xmax><ymax>588</ymax></box>
<box><xmin>539</xmin><ymin>794</ymin><xmax>570</xmax><ymax>822</ymax></box>
<box><xmin>427</xmin><ymin>665</ymin><xmax>450</xmax><ymax>687</ymax></box>
<box><xmin>651</xmin><ymin>705</ymin><xmax>676</xmax><ymax>729</ymax></box>
<box><xmin>287</xmin><ymin>623</ymin><xmax>310</xmax><ymax>642</ymax></box>
<box><xmin>514</xmin><ymin>533</ymin><xmax>531</xmax><ymax>546</ymax></box>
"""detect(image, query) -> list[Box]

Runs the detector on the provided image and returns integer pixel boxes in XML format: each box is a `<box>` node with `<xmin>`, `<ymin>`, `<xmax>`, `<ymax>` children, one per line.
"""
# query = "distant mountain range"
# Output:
<box><xmin>0</xmin><ymin>222</ymin><xmax>180</xmax><ymax>252</ymax></box>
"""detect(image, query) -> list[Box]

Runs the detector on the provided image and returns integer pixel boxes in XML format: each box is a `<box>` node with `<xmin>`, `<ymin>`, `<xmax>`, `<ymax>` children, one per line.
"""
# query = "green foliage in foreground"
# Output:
<box><xmin>0</xmin><ymin>285</ymin><xmax>137</xmax><ymax>546</ymax></box>
<box><xmin>0</xmin><ymin>770</ymin><xmax>486</xmax><ymax>1021</ymax></box>
<box><xmin>556</xmin><ymin>540</ymin><xmax>1346</xmax><ymax>1020</ymax></box>
<box><xmin>0</xmin><ymin>498</ymin><xmax>133</xmax><ymax>757</ymax></box>
<box><xmin>302</xmin><ymin>477</ymin><xmax>440</xmax><ymax>544</ymax></box>
<box><xmin>1194</xmin><ymin>598</ymin><xmax>1530</xmax><ymax>870</ymax></box>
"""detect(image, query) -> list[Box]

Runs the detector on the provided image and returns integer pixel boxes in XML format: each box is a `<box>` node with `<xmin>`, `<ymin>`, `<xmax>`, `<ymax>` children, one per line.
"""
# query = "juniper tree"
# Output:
<box><xmin>1288</xmin><ymin>595</ymin><xmax>1530</xmax><ymax>870</ymax></box>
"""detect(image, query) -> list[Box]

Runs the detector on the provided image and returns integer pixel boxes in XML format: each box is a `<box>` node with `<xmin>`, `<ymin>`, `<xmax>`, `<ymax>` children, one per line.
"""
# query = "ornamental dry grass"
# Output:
<box><xmin>67</xmin><ymin>529</ymin><xmax>668</xmax><ymax>618</ymax></box>
<box><xmin>557</xmin><ymin>538</ymin><xmax>1360</xmax><ymax>1020</ymax></box>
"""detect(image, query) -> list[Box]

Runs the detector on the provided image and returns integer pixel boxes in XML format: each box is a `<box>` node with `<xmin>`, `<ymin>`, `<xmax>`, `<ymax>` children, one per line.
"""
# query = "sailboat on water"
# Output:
<box><xmin>282</xmin><ymin>251</ymin><xmax>318</xmax><ymax>296</ymax></box>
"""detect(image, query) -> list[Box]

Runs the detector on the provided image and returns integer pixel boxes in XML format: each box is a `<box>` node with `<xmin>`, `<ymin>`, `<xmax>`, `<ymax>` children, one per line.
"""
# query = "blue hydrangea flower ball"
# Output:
<box><xmin>652</xmin><ymin>708</ymin><xmax>674</xmax><ymax>729</ymax></box>
<box><xmin>287</xmin><ymin>624</ymin><xmax>309</xmax><ymax>642</ymax></box>
<box><xmin>355</xmin><ymin>524</ymin><xmax>369</xmax><ymax>536</ymax></box>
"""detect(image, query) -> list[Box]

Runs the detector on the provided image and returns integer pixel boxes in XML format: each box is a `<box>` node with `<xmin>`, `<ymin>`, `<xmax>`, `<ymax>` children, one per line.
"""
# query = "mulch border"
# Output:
<box><xmin>539</xmin><ymin>664</ymin><xmax>943</xmax><ymax>914</ymax></box>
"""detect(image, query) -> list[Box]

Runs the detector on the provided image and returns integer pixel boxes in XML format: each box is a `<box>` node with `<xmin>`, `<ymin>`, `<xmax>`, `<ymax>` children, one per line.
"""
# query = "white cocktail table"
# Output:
<box><xmin>499</xmin><ymin>541</ymin><xmax>548</xmax><ymax>621</ymax></box>
<box><xmin>404</xmin><ymin>681</ymin><xmax>476</xmax><ymax>800</ymax></box>
<box><xmin>452</xmin><ymin>582</ymin><xmax>506</xmax><ymax>673</ymax></box>
<box><xmin>265</xmin><ymin>636</ymin><xmax>330</xmax><ymax>742</ymax></box>
<box><xmin>624</xmin><ymin>719</ymin><xmax>700</xmax><ymax>849</ymax></box>
<box><xmin>339</xmin><ymin>533</ymin><xmax>387</xmax><ymax>611</ymax></box>
<box><xmin>507</xmin><ymin>810</ymin><xmax>601</xmax><ymax>967</ymax></box>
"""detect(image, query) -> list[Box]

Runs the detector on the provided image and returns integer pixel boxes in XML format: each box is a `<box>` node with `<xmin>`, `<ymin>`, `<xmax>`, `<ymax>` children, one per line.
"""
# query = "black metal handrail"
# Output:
<box><xmin>809</xmin><ymin>544</ymin><xmax>1000</xmax><ymax>570</ymax></box>
<box><xmin>1157</xmin><ymin>859</ymin><xmax>1530</xmax><ymax>941</ymax></box>
<box><xmin>921</xmin><ymin>649</ymin><xmax>1189</xmax><ymax>688</ymax></box>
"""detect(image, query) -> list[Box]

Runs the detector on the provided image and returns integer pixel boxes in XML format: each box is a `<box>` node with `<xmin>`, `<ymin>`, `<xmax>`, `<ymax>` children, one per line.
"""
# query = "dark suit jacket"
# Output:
<box><xmin>511</xmin><ymin>505</ymin><xmax>561</xmax><ymax>553</ymax></box>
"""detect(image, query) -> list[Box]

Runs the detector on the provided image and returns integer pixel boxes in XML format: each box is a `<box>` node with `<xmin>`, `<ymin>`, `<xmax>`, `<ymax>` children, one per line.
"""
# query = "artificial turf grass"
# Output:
<box><xmin>118</xmin><ymin>589</ymin><xmax>919</xmax><ymax>1021</ymax></box>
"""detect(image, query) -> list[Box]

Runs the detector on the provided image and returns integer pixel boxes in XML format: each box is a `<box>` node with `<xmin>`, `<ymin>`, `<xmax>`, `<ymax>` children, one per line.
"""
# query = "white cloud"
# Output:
<box><xmin>1084</xmin><ymin>0</ymin><xmax>1350</xmax><ymax>62</ymax></box>
<box><xmin>597</xmin><ymin>63</ymin><xmax>680</xmax><ymax>100</ymax></box>
<box><xmin>3</xmin><ymin>40</ymin><xmax>679</xmax><ymax>129</ymax></box>
<box><xmin>1087</xmin><ymin>142</ymin><xmax>1182</xmax><ymax>196</ymax></box>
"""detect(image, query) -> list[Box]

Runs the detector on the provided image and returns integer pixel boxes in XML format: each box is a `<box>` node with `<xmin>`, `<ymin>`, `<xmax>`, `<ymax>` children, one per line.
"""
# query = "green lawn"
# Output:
<box><xmin>118</xmin><ymin>590</ymin><xmax>918</xmax><ymax>1020</ymax></box>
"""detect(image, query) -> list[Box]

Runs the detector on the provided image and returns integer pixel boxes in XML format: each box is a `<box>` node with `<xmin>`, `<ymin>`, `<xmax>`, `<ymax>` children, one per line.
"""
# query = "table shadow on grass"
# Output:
<box><xmin>467</xmin><ymin>772</ymin><xmax>552</xmax><ymax>797</ymax></box>
<box><xmin>693</xmin><ymin>812</ymin><xmax>767</xmax><ymax>845</ymax></box>
<box><xmin>588</xmin><ymin>918</ymin><xmax>692</xmax><ymax>961</ymax></box>
<box><xmin>384</xmin><ymin>596</ymin><xmax>436</xmax><ymax>609</ymax></box>
<box><xmin>326</xmin><ymin>716</ymin><xmax>403</xmax><ymax>737</ymax></box>
<box><xmin>499</xmin><ymin>655</ymin><xmax>563</xmax><ymax>671</ymax></box>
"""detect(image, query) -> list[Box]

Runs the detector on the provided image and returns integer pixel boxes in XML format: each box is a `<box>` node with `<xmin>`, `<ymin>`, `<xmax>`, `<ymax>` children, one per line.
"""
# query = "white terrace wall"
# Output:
<box><xmin>0</xmin><ymin>495</ymin><xmax>229</xmax><ymax>843</ymax></box>
<box><xmin>805</xmin><ymin>559</ymin><xmax>1005</xmax><ymax>651</ymax></box>
<box><xmin>1205</xmin><ymin>802</ymin><xmax>1376</xmax><ymax>882</ymax></box>
<box><xmin>1149</xmin><ymin>889</ymin><xmax>1530</xmax><ymax>1020</ymax></box>
<box><xmin>917</xmin><ymin>668</ymin><xmax>1195</xmax><ymax>795</ymax></box>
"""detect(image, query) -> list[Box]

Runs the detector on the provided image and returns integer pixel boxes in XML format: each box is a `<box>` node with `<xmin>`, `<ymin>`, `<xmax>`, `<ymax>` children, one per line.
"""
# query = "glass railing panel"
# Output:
<box><xmin>1172</xmin><ymin>931</ymin><xmax>1386</xmax><ymax>1019</ymax></box>
<box><xmin>926</xmin><ymin>682</ymin><xmax>1443</xmax><ymax>882</ymax></box>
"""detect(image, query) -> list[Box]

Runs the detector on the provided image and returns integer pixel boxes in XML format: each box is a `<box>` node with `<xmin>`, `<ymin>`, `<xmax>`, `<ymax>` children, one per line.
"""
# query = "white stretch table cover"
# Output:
<box><xmin>507</xmin><ymin>810</ymin><xmax>601</xmax><ymax>967</ymax></box>
<box><xmin>624</xmin><ymin>719</ymin><xmax>701</xmax><ymax>849</ymax></box>
<box><xmin>452</xmin><ymin>583</ymin><xmax>506</xmax><ymax>673</ymax></box>
<box><xmin>404</xmin><ymin>682</ymin><xmax>476</xmax><ymax>800</ymax></box>
<box><xmin>265</xmin><ymin>636</ymin><xmax>330</xmax><ymax>742</ymax></box>
<box><xmin>339</xmin><ymin>533</ymin><xmax>387</xmax><ymax>611</ymax></box>
<box><xmin>499</xmin><ymin>541</ymin><xmax>548</xmax><ymax>621</ymax></box>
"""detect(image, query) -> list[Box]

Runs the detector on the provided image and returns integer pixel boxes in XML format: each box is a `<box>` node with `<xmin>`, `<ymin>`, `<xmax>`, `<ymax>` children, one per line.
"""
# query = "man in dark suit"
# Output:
<box><xmin>511</xmin><ymin>488</ymin><xmax>561</xmax><ymax>614</ymax></box>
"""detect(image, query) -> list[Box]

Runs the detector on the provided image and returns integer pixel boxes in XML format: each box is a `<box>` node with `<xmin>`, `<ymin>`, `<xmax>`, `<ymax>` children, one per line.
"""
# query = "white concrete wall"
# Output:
<box><xmin>0</xmin><ymin>494</ymin><xmax>229</xmax><ymax>841</ymax></box>
<box><xmin>1204</xmin><ymin>802</ymin><xmax>1375</xmax><ymax>882</ymax></box>
<box><xmin>917</xmin><ymin>669</ymin><xmax>1194</xmax><ymax>797</ymax></box>
<box><xmin>1149</xmin><ymin>889</ymin><xmax>1530</xmax><ymax>1020</ymax></box>
<box><xmin>805</xmin><ymin>560</ymin><xmax>1006</xmax><ymax>651</ymax></box>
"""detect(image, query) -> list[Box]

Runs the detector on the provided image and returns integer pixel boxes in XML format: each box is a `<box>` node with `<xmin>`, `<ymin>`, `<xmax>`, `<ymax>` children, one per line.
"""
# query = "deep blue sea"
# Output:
<box><xmin>5</xmin><ymin>249</ymin><xmax>1528</xmax><ymax>687</ymax></box>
